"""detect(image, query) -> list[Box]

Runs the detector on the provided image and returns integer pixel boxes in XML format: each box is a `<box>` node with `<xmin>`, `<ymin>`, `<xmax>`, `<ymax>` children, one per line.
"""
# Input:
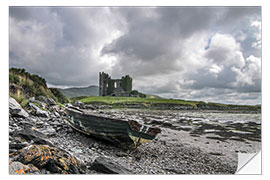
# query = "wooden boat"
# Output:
<box><xmin>65</xmin><ymin>107</ymin><xmax>161</xmax><ymax>149</ymax></box>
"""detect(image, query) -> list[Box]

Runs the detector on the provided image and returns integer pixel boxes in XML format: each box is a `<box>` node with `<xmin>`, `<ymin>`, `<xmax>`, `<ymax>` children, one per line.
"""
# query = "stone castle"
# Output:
<box><xmin>99</xmin><ymin>72</ymin><xmax>133</xmax><ymax>97</ymax></box>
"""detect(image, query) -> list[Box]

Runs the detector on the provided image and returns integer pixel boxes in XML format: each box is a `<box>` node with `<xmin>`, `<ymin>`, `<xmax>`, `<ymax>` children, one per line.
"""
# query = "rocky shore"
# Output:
<box><xmin>9</xmin><ymin>97</ymin><xmax>261</xmax><ymax>174</ymax></box>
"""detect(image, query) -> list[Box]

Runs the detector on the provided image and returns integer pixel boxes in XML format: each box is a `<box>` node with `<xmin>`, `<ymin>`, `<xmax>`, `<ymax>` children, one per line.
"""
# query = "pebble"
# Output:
<box><xmin>10</xmin><ymin>105</ymin><xmax>260</xmax><ymax>174</ymax></box>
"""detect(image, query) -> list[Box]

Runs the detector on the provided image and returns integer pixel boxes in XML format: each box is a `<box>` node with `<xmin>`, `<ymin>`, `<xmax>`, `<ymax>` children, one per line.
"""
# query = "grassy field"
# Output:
<box><xmin>71</xmin><ymin>96</ymin><xmax>197</xmax><ymax>106</ymax></box>
<box><xmin>70</xmin><ymin>96</ymin><xmax>261</xmax><ymax>111</ymax></box>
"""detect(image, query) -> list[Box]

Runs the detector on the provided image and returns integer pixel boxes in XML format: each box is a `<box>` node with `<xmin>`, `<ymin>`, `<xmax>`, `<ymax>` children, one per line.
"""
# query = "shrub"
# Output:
<box><xmin>9</xmin><ymin>73</ymin><xmax>20</xmax><ymax>84</ymax></box>
<box><xmin>50</xmin><ymin>88</ymin><xmax>69</xmax><ymax>104</ymax></box>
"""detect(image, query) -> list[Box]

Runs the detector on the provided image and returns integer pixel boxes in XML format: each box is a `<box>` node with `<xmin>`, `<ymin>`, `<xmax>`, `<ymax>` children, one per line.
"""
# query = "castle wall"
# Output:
<box><xmin>99</xmin><ymin>72</ymin><xmax>133</xmax><ymax>96</ymax></box>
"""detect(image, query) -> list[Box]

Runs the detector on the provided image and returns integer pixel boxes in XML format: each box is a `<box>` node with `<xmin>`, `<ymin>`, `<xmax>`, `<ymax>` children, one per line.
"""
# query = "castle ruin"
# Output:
<box><xmin>99</xmin><ymin>72</ymin><xmax>133</xmax><ymax>97</ymax></box>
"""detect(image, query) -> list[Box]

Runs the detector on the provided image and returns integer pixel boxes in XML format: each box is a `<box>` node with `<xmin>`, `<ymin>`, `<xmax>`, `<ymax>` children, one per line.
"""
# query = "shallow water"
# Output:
<box><xmin>179</xmin><ymin>111</ymin><xmax>261</xmax><ymax>123</ymax></box>
<box><xmin>103</xmin><ymin>109</ymin><xmax>261</xmax><ymax>143</ymax></box>
<box><xmin>108</xmin><ymin>109</ymin><xmax>261</xmax><ymax>123</ymax></box>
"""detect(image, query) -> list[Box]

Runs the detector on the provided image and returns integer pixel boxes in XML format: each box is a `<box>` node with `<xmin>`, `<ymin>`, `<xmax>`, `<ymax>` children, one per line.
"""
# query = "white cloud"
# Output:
<box><xmin>209</xmin><ymin>64</ymin><xmax>223</xmax><ymax>76</ymax></box>
<box><xmin>206</xmin><ymin>34</ymin><xmax>245</xmax><ymax>68</ymax></box>
<box><xmin>232</xmin><ymin>55</ymin><xmax>261</xmax><ymax>87</ymax></box>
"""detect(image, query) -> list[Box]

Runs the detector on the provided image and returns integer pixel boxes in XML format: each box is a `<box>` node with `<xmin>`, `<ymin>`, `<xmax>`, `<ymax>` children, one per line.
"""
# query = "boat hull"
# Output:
<box><xmin>65</xmin><ymin>107</ymin><xmax>160</xmax><ymax>149</ymax></box>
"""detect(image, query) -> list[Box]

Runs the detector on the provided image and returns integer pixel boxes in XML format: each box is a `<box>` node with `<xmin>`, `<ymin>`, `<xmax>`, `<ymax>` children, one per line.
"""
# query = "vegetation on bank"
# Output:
<box><xmin>9</xmin><ymin>68</ymin><xmax>69</xmax><ymax>106</ymax></box>
<box><xmin>71</xmin><ymin>96</ymin><xmax>195</xmax><ymax>105</ymax></box>
<box><xmin>70</xmin><ymin>96</ymin><xmax>261</xmax><ymax>111</ymax></box>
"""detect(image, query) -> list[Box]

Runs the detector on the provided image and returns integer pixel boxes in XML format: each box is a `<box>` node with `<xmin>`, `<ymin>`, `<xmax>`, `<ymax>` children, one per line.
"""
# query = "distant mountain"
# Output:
<box><xmin>58</xmin><ymin>85</ymin><xmax>99</xmax><ymax>98</ymax></box>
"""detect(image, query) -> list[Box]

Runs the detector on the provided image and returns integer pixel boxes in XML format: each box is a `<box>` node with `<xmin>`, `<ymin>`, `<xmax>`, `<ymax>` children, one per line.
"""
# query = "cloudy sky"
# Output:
<box><xmin>9</xmin><ymin>7</ymin><xmax>261</xmax><ymax>105</ymax></box>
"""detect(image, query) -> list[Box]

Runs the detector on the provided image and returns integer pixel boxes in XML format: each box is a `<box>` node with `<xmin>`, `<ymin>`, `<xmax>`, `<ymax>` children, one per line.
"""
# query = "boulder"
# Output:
<box><xmin>12</xmin><ymin>127</ymin><xmax>54</xmax><ymax>147</ymax></box>
<box><xmin>9</xmin><ymin>97</ymin><xmax>29</xmax><ymax>118</ymax></box>
<box><xmin>84</xmin><ymin>104</ymin><xmax>96</xmax><ymax>110</ymax></box>
<box><xmin>48</xmin><ymin>98</ymin><xmax>57</xmax><ymax>105</ymax></box>
<box><xmin>50</xmin><ymin>105</ymin><xmax>60</xmax><ymax>112</ymax></box>
<box><xmin>38</xmin><ymin>126</ymin><xmax>56</xmax><ymax>137</ymax></box>
<box><xmin>36</xmin><ymin>109</ymin><xmax>49</xmax><ymax>118</ymax></box>
<box><xmin>28</xmin><ymin>103</ymin><xmax>49</xmax><ymax>117</ymax></box>
<box><xmin>37</xmin><ymin>96</ymin><xmax>56</xmax><ymax>106</ymax></box>
<box><xmin>74</xmin><ymin>101</ymin><xmax>85</xmax><ymax>109</ymax></box>
<box><xmin>148</xmin><ymin>119</ymin><xmax>163</xmax><ymax>126</ymax></box>
<box><xmin>10</xmin><ymin>145</ymin><xmax>84</xmax><ymax>174</ymax></box>
<box><xmin>29</xmin><ymin>97</ymin><xmax>47</xmax><ymax>109</ymax></box>
<box><xmin>9</xmin><ymin>141</ymin><xmax>29</xmax><ymax>151</ymax></box>
<box><xmin>9</xmin><ymin>161</ymin><xmax>40</xmax><ymax>174</ymax></box>
<box><xmin>90</xmin><ymin>156</ymin><xmax>132</xmax><ymax>174</ymax></box>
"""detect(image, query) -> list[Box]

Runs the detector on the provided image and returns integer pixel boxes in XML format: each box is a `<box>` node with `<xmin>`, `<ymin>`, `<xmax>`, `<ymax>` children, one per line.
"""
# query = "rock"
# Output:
<box><xmin>65</xmin><ymin>103</ymin><xmax>73</xmax><ymax>107</ymax></box>
<box><xmin>10</xmin><ymin>145</ymin><xmax>84</xmax><ymax>174</ymax></box>
<box><xmin>70</xmin><ymin>147</ymin><xmax>83</xmax><ymax>154</ymax></box>
<box><xmin>49</xmin><ymin>105</ymin><xmax>61</xmax><ymax>116</ymax></box>
<box><xmin>9</xmin><ymin>141</ymin><xmax>29</xmax><ymax>150</ymax></box>
<box><xmin>148</xmin><ymin>119</ymin><xmax>163</xmax><ymax>126</ymax></box>
<box><xmin>29</xmin><ymin>97</ymin><xmax>35</xmax><ymax>102</ymax></box>
<box><xmin>209</xmin><ymin>152</ymin><xmax>224</xmax><ymax>156</ymax></box>
<box><xmin>12</xmin><ymin>127</ymin><xmax>54</xmax><ymax>147</ymax></box>
<box><xmin>163</xmin><ymin>121</ymin><xmax>173</xmax><ymax>128</ymax></box>
<box><xmin>54</xmin><ymin>112</ymin><xmax>60</xmax><ymax>117</ymax></box>
<box><xmin>29</xmin><ymin>97</ymin><xmax>47</xmax><ymax>109</ymax></box>
<box><xmin>10</xmin><ymin>145</ymin><xmax>51</xmax><ymax>168</ymax></box>
<box><xmin>9</xmin><ymin>97</ymin><xmax>29</xmax><ymax>118</ymax></box>
<box><xmin>47</xmin><ymin>98</ymin><xmax>57</xmax><ymax>106</ymax></box>
<box><xmin>90</xmin><ymin>156</ymin><xmax>132</xmax><ymax>174</ymax></box>
<box><xmin>9</xmin><ymin>161</ymin><xmax>40</xmax><ymax>174</ymax></box>
<box><xmin>74</xmin><ymin>101</ymin><xmax>85</xmax><ymax>109</ymax></box>
<box><xmin>38</xmin><ymin>126</ymin><xmax>57</xmax><ymax>137</ymax></box>
<box><xmin>115</xmin><ymin>151</ymin><xmax>128</xmax><ymax>157</ymax></box>
<box><xmin>84</xmin><ymin>104</ymin><xmax>96</xmax><ymax>110</ymax></box>
<box><xmin>37</xmin><ymin>96</ymin><xmax>56</xmax><ymax>106</ymax></box>
<box><xmin>36</xmin><ymin>109</ymin><xmax>49</xmax><ymax>118</ymax></box>
<box><xmin>67</xmin><ymin>127</ymin><xmax>73</xmax><ymax>133</ymax></box>
<box><xmin>28</xmin><ymin>103</ymin><xmax>49</xmax><ymax>117</ymax></box>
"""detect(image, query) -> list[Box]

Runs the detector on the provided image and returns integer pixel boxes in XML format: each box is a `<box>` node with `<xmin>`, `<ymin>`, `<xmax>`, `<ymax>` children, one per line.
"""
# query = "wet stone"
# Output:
<box><xmin>90</xmin><ymin>156</ymin><xmax>132</xmax><ymax>174</ymax></box>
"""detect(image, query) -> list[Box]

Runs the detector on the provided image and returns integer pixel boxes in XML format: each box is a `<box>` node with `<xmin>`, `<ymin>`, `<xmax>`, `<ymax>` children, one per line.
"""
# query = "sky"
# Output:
<box><xmin>9</xmin><ymin>7</ymin><xmax>261</xmax><ymax>105</ymax></box>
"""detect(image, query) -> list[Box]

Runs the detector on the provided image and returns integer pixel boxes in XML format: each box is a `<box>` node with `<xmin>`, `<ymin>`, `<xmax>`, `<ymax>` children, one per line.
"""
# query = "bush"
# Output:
<box><xmin>9</xmin><ymin>73</ymin><xmax>20</xmax><ymax>84</ymax></box>
<box><xmin>50</xmin><ymin>88</ymin><xmax>69</xmax><ymax>104</ymax></box>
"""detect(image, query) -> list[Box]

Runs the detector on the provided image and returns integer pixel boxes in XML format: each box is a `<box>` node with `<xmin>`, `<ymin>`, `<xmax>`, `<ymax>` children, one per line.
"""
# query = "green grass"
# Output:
<box><xmin>72</xmin><ymin>96</ymin><xmax>198</xmax><ymax>106</ymax></box>
<box><xmin>70</xmin><ymin>96</ymin><xmax>261</xmax><ymax>111</ymax></box>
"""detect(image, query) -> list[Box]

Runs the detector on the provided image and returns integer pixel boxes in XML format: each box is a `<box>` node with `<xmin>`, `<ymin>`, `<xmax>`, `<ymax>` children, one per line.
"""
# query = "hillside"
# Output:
<box><xmin>58</xmin><ymin>85</ymin><xmax>99</xmax><ymax>98</ymax></box>
<box><xmin>9</xmin><ymin>68</ymin><xmax>68</xmax><ymax>105</ymax></box>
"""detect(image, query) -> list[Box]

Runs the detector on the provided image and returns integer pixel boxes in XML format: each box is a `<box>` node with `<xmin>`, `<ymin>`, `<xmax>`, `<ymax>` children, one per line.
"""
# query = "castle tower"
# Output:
<box><xmin>99</xmin><ymin>72</ymin><xmax>110</xmax><ymax>96</ymax></box>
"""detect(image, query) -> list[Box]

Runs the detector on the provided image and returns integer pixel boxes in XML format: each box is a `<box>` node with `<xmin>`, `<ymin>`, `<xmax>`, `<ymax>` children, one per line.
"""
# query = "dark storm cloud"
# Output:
<box><xmin>9</xmin><ymin>7</ymin><xmax>261</xmax><ymax>104</ymax></box>
<box><xmin>9</xmin><ymin>7</ymin><xmax>122</xmax><ymax>86</ymax></box>
<box><xmin>10</xmin><ymin>7</ymin><xmax>31</xmax><ymax>20</ymax></box>
<box><xmin>101</xmin><ymin>7</ymin><xmax>219</xmax><ymax>77</ymax></box>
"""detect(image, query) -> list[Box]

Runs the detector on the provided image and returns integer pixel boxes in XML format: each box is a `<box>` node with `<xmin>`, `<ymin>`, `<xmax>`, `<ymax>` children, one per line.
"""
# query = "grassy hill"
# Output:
<box><xmin>9</xmin><ymin>68</ymin><xmax>68</xmax><ymax>106</ymax></box>
<box><xmin>58</xmin><ymin>85</ymin><xmax>99</xmax><ymax>98</ymax></box>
